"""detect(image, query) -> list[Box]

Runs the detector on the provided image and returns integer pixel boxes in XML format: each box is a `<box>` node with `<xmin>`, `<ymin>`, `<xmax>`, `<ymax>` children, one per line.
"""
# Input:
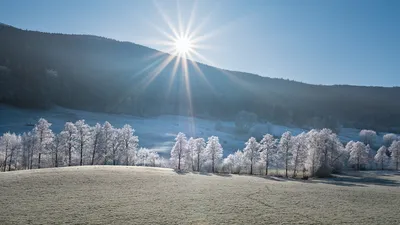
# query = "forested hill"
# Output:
<box><xmin>1</xmin><ymin>23</ymin><xmax>399</xmax><ymax>132</ymax></box>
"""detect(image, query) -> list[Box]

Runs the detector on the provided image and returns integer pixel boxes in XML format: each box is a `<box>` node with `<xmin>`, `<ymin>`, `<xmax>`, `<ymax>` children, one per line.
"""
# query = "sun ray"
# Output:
<box><xmin>187</xmin><ymin>58</ymin><xmax>216</xmax><ymax>95</ymax></box>
<box><xmin>153</xmin><ymin>0</ymin><xmax>180</xmax><ymax>38</ymax></box>
<box><xmin>150</xmin><ymin>23</ymin><xmax>177</xmax><ymax>42</ymax></box>
<box><xmin>181</xmin><ymin>57</ymin><xmax>195</xmax><ymax>134</ymax></box>
<box><xmin>176</xmin><ymin>0</ymin><xmax>184</xmax><ymax>37</ymax></box>
<box><xmin>185</xmin><ymin>0</ymin><xmax>197</xmax><ymax>38</ymax></box>
<box><xmin>166</xmin><ymin>54</ymin><xmax>182</xmax><ymax>97</ymax></box>
<box><xmin>143</xmin><ymin>46</ymin><xmax>174</xmax><ymax>61</ymax></box>
<box><xmin>141</xmin><ymin>54</ymin><xmax>176</xmax><ymax>90</ymax></box>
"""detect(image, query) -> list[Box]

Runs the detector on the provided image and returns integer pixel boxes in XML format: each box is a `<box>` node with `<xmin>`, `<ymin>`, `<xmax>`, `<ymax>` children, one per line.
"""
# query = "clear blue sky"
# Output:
<box><xmin>0</xmin><ymin>0</ymin><xmax>399</xmax><ymax>86</ymax></box>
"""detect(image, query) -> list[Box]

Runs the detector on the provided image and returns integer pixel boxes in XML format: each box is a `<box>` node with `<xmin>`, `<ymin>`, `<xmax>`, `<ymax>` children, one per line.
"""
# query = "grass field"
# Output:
<box><xmin>0</xmin><ymin>167</ymin><xmax>399</xmax><ymax>225</ymax></box>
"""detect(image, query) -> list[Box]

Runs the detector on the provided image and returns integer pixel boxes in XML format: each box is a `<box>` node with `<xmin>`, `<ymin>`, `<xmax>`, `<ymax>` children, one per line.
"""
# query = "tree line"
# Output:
<box><xmin>0</xmin><ymin>119</ymin><xmax>150</xmax><ymax>171</ymax></box>
<box><xmin>1</xmin><ymin>119</ymin><xmax>400</xmax><ymax>177</ymax></box>
<box><xmin>169</xmin><ymin>129</ymin><xmax>400</xmax><ymax>177</ymax></box>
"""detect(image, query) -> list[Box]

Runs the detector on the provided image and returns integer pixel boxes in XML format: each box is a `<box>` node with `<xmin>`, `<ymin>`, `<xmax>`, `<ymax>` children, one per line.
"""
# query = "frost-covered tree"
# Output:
<box><xmin>75</xmin><ymin>120</ymin><xmax>91</xmax><ymax>166</ymax></box>
<box><xmin>243</xmin><ymin>137</ymin><xmax>260</xmax><ymax>175</ymax></box>
<box><xmin>187</xmin><ymin>137</ymin><xmax>196</xmax><ymax>171</ymax></box>
<box><xmin>383</xmin><ymin>133</ymin><xmax>397</xmax><ymax>148</ymax></box>
<box><xmin>61</xmin><ymin>122</ymin><xmax>78</xmax><ymax>166</ymax></box>
<box><xmin>33</xmin><ymin>118</ymin><xmax>54</xmax><ymax>169</ymax></box>
<box><xmin>223</xmin><ymin>155</ymin><xmax>234</xmax><ymax>173</ymax></box>
<box><xmin>359</xmin><ymin>129</ymin><xmax>377</xmax><ymax>146</ymax></box>
<box><xmin>290</xmin><ymin>132</ymin><xmax>308</xmax><ymax>177</ymax></box>
<box><xmin>90</xmin><ymin>123</ymin><xmax>102</xmax><ymax>165</ymax></box>
<box><xmin>9</xmin><ymin>134</ymin><xmax>22</xmax><ymax>171</ymax></box>
<box><xmin>194</xmin><ymin>138</ymin><xmax>205</xmax><ymax>171</ymax></box>
<box><xmin>305</xmin><ymin>129</ymin><xmax>344</xmax><ymax>177</ymax></box>
<box><xmin>0</xmin><ymin>133</ymin><xmax>21</xmax><ymax>171</ymax></box>
<box><xmin>119</xmin><ymin>124</ymin><xmax>138</xmax><ymax>166</ymax></box>
<box><xmin>1</xmin><ymin>132</ymin><xmax>12</xmax><ymax>171</ymax></box>
<box><xmin>49</xmin><ymin>133</ymin><xmax>62</xmax><ymax>167</ymax></box>
<box><xmin>374</xmin><ymin>146</ymin><xmax>389</xmax><ymax>170</ymax></box>
<box><xmin>148</xmin><ymin>150</ymin><xmax>160</xmax><ymax>167</ymax></box>
<box><xmin>320</xmin><ymin>129</ymin><xmax>344</xmax><ymax>174</ymax></box>
<box><xmin>259</xmin><ymin>134</ymin><xmax>276</xmax><ymax>175</ymax></box>
<box><xmin>278</xmin><ymin>131</ymin><xmax>292</xmax><ymax>177</ymax></box>
<box><xmin>389</xmin><ymin>140</ymin><xmax>400</xmax><ymax>170</ymax></box>
<box><xmin>349</xmin><ymin>141</ymin><xmax>368</xmax><ymax>170</ymax></box>
<box><xmin>137</xmin><ymin>148</ymin><xmax>149</xmax><ymax>166</ymax></box>
<box><xmin>110</xmin><ymin>128</ymin><xmax>122</xmax><ymax>165</ymax></box>
<box><xmin>205</xmin><ymin>136</ymin><xmax>223</xmax><ymax>173</ymax></box>
<box><xmin>225</xmin><ymin>150</ymin><xmax>244</xmax><ymax>174</ymax></box>
<box><xmin>170</xmin><ymin>132</ymin><xmax>188</xmax><ymax>170</ymax></box>
<box><xmin>345</xmin><ymin>141</ymin><xmax>355</xmax><ymax>153</ymax></box>
<box><xmin>101</xmin><ymin>121</ymin><xmax>114</xmax><ymax>165</ymax></box>
<box><xmin>21</xmin><ymin>132</ymin><xmax>35</xmax><ymax>170</ymax></box>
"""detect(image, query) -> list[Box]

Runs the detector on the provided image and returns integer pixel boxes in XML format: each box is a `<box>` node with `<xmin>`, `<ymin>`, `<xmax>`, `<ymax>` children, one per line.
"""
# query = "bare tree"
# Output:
<box><xmin>90</xmin><ymin>123</ymin><xmax>102</xmax><ymax>165</ymax></box>
<box><xmin>61</xmin><ymin>122</ymin><xmax>78</xmax><ymax>166</ymax></box>
<box><xmin>75</xmin><ymin>120</ymin><xmax>91</xmax><ymax>166</ymax></box>
<box><xmin>205</xmin><ymin>136</ymin><xmax>223</xmax><ymax>173</ymax></box>
<box><xmin>243</xmin><ymin>137</ymin><xmax>259</xmax><ymax>175</ymax></box>
<box><xmin>279</xmin><ymin>131</ymin><xmax>292</xmax><ymax>177</ymax></box>
<box><xmin>259</xmin><ymin>134</ymin><xmax>276</xmax><ymax>175</ymax></box>
<box><xmin>170</xmin><ymin>132</ymin><xmax>188</xmax><ymax>170</ymax></box>
<box><xmin>33</xmin><ymin>119</ymin><xmax>54</xmax><ymax>169</ymax></box>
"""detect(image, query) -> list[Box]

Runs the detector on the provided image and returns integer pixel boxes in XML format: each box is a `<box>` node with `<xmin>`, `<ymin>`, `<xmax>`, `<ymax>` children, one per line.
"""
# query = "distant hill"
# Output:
<box><xmin>1</xmin><ymin>23</ymin><xmax>399</xmax><ymax>132</ymax></box>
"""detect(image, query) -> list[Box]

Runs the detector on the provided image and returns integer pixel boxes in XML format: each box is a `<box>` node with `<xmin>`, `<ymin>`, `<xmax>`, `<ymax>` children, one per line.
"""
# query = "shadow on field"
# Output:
<box><xmin>199</xmin><ymin>172</ymin><xmax>212</xmax><ymax>176</ymax></box>
<box><xmin>321</xmin><ymin>175</ymin><xmax>400</xmax><ymax>187</ymax></box>
<box><xmin>173</xmin><ymin>170</ymin><xmax>189</xmax><ymax>175</ymax></box>
<box><xmin>310</xmin><ymin>180</ymin><xmax>367</xmax><ymax>187</ymax></box>
<box><xmin>255</xmin><ymin>174</ymin><xmax>399</xmax><ymax>187</ymax></box>
<box><xmin>214</xmin><ymin>173</ymin><xmax>232</xmax><ymax>177</ymax></box>
<box><xmin>257</xmin><ymin>176</ymin><xmax>289</xmax><ymax>182</ymax></box>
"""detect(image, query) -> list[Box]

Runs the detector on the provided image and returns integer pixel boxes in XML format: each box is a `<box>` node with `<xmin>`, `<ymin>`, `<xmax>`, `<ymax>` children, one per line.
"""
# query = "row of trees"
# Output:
<box><xmin>170</xmin><ymin>129</ymin><xmax>400</xmax><ymax>177</ymax></box>
<box><xmin>1</xmin><ymin>119</ymin><xmax>400</xmax><ymax>177</ymax></box>
<box><xmin>0</xmin><ymin>119</ymin><xmax>162</xmax><ymax>171</ymax></box>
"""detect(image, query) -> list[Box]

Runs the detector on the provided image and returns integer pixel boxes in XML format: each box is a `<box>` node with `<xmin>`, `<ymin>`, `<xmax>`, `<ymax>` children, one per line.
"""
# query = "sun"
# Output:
<box><xmin>174</xmin><ymin>37</ymin><xmax>192</xmax><ymax>55</ymax></box>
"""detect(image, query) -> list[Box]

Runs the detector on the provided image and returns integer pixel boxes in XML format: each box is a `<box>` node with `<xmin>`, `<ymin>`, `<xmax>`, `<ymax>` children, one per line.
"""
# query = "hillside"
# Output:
<box><xmin>0</xmin><ymin>166</ymin><xmax>399</xmax><ymax>225</ymax></box>
<box><xmin>1</xmin><ymin>23</ymin><xmax>400</xmax><ymax>132</ymax></box>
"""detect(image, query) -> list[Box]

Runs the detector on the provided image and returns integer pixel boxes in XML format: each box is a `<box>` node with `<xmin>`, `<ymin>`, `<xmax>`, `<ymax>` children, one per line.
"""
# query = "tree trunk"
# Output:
<box><xmin>113</xmin><ymin>148</ymin><xmax>116</xmax><ymax>166</ymax></box>
<box><xmin>3</xmin><ymin>144</ymin><xmax>8</xmax><ymax>172</ymax></box>
<box><xmin>285</xmin><ymin>148</ymin><xmax>288</xmax><ymax>178</ymax></box>
<box><xmin>197</xmin><ymin>152</ymin><xmax>200</xmax><ymax>171</ymax></box>
<box><xmin>38</xmin><ymin>153</ymin><xmax>42</xmax><ymax>169</ymax></box>
<box><xmin>212</xmin><ymin>155</ymin><xmax>215</xmax><ymax>173</ymax></box>
<box><xmin>251</xmin><ymin>156</ymin><xmax>254</xmax><ymax>175</ymax></box>
<box><xmin>293</xmin><ymin>162</ymin><xmax>298</xmax><ymax>178</ymax></box>
<box><xmin>38</xmin><ymin>153</ymin><xmax>41</xmax><ymax>169</ymax></box>
<box><xmin>8</xmin><ymin>150</ymin><xmax>13</xmax><ymax>171</ymax></box>
<box><xmin>80</xmin><ymin>141</ymin><xmax>83</xmax><ymax>166</ymax></box>
<box><xmin>68</xmin><ymin>144</ymin><xmax>72</xmax><ymax>166</ymax></box>
<box><xmin>125</xmin><ymin>142</ymin><xmax>129</xmax><ymax>166</ymax></box>
<box><xmin>178</xmin><ymin>153</ymin><xmax>181</xmax><ymax>170</ymax></box>
<box><xmin>55</xmin><ymin>150</ymin><xmax>58</xmax><ymax>168</ymax></box>
<box><xmin>91</xmin><ymin>141</ymin><xmax>96</xmax><ymax>165</ymax></box>
<box><xmin>30</xmin><ymin>145</ymin><xmax>33</xmax><ymax>170</ymax></box>
<box><xmin>265</xmin><ymin>158</ymin><xmax>269</xmax><ymax>175</ymax></box>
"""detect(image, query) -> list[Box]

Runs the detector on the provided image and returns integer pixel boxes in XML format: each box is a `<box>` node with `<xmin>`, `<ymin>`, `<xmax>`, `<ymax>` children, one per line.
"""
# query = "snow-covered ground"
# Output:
<box><xmin>0</xmin><ymin>104</ymin><xmax>391</xmax><ymax>156</ymax></box>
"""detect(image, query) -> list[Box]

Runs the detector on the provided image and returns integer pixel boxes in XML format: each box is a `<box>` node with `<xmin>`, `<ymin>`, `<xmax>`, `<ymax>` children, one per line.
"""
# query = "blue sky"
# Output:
<box><xmin>0</xmin><ymin>0</ymin><xmax>399</xmax><ymax>86</ymax></box>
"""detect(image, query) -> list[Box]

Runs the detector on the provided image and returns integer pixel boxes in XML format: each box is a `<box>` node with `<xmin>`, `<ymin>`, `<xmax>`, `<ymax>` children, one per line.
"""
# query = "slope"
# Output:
<box><xmin>1</xmin><ymin>23</ymin><xmax>400</xmax><ymax>132</ymax></box>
